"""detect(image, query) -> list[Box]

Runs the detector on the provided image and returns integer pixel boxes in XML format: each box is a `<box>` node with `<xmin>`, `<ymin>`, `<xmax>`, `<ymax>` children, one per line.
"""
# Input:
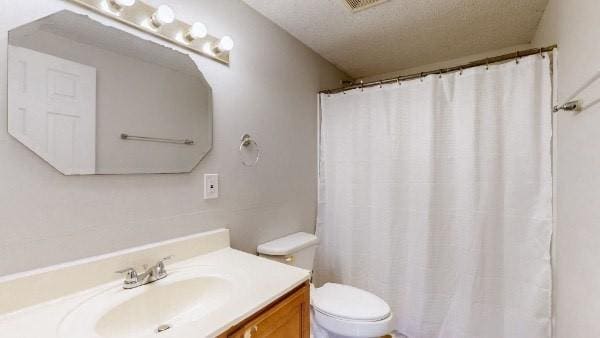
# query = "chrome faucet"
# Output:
<box><xmin>116</xmin><ymin>256</ymin><xmax>172</xmax><ymax>289</ymax></box>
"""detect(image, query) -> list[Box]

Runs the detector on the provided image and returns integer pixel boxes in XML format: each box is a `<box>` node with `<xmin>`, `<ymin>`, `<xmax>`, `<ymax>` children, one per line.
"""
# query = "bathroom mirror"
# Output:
<box><xmin>7</xmin><ymin>10</ymin><xmax>212</xmax><ymax>175</ymax></box>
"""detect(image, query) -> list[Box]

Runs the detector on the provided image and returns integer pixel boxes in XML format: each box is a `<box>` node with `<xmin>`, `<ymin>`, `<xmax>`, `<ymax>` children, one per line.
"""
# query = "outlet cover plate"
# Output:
<box><xmin>204</xmin><ymin>174</ymin><xmax>219</xmax><ymax>199</ymax></box>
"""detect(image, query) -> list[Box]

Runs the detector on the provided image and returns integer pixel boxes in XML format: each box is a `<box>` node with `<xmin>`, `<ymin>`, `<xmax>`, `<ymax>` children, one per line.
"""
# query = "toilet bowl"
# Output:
<box><xmin>310</xmin><ymin>282</ymin><xmax>392</xmax><ymax>338</ymax></box>
<box><xmin>257</xmin><ymin>233</ymin><xmax>393</xmax><ymax>338</ymax></box>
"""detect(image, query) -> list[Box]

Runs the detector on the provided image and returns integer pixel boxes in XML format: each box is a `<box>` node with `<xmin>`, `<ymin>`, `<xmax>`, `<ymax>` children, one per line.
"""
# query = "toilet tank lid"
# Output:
<box><xmin>257</xmin><ymin>232</ymin><xmax>319</xmax><ymax>256</ymax></box>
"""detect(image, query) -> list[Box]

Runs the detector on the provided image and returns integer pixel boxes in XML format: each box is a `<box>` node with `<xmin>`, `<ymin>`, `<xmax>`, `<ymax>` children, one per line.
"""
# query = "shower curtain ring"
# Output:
<box><xmin>439</xmin><ymin>69</ymin><xmax>443</xmax><ymax>79</ymax></box>
<box><xmin>379</xmin><ymin>80</ymin><xmax>383</xmax><ymax>88</ymax></box>
<box><xmin>486</xmin><ymin>59</ymin><xmax>489</xmax><ymax>70</ymax></box>
<box><xmin>539</xmin><ymin>48</ymin><xmax>545</xmax><ymax>59</ymax></box>
<box><xmin>515</xmin><ymin>51</ymin><xmax>520</xmax><ymax>64</ymax></box>
<box><xmin>397</xmin><ymin>77</ymin><xmax>402</xmax><ymax>86</ymax></box>
<box><xmin>459</xmin><ymin>66</ymin><xmax>463</xmax><ymax>75</ymax></box>
<box><xmin>360</xmin><ymin>80</ymin><xmax>364</xmax><ymax>92</ymax></box>
<box><xmin>420</xmin><ymin>72</ymin><xmax>424</xmax><ymax>82</ymax></box>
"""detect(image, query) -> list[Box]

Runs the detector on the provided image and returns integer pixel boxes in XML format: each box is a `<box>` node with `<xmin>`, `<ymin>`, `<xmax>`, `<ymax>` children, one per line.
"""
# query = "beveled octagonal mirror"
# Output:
<box><xmin>7</xmin><ymin>10</ymin><xmax>212</xmax><ymax>175</ymax></box>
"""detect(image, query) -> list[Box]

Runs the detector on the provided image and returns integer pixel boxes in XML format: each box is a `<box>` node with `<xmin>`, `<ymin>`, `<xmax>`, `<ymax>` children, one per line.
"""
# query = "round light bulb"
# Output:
<box><xmin>108</xmin><ymin>0</ymin><xmax>135</xmax><ymax>11</ymax></box>
<box><xmin>217</xmin><ymin>36</ymin><xmax>234</xmax><ymax>52</ymax></box>
<box><xmin>114</xmin><ymin>0</ymin><xmax>135</xmax><ymax>7</ymax></box>
<box><xmin>186</xmin><ymin>22</ymin><xmax>207</xmax><ymax>41</ymax></box>
<box><xmin>151</xmin><ymin>5</ymin><xmax>175</xmax><ymax>27</ymax></box>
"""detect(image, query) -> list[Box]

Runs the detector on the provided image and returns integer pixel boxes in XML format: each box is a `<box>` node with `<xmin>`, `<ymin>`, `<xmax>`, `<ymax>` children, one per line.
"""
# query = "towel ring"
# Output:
<box><xmin>239</xmin><ymin>134</ymin><xmax>260</xmax><ymax>167</ymax></box>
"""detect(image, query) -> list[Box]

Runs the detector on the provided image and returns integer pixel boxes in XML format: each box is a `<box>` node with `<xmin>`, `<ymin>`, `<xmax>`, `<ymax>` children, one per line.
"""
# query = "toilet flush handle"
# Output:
<box><xmin>285</xmin><ymin>255</ymin><xmax>295</xmax><ymax>264</ymax></box>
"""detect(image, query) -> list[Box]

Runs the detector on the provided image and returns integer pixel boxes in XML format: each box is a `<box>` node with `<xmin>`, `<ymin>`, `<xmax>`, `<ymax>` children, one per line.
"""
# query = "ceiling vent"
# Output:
<box><xmin>343</xmin><ymin>0</ymin><xmax>389</xmax><ymax>13</ymax></box>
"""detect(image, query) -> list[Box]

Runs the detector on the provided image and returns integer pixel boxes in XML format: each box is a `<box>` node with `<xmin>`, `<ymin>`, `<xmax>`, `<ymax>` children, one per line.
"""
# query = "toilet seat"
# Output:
<box><xmin>311</xmin><ymin>283</ymin><xmax>392</xmax><ymax>337</ymax></box>
<box><xmin>312</xmin><ymin>283</ymin><xmax>391</xmax><ymax>321</ymax></box>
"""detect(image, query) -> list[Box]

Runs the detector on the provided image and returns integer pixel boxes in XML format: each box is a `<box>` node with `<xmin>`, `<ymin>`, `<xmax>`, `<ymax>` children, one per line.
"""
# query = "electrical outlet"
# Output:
<box><xmin>204</xmin><ymin>174</ymin><xmax>219</xmax><ymax>199</ymax></box>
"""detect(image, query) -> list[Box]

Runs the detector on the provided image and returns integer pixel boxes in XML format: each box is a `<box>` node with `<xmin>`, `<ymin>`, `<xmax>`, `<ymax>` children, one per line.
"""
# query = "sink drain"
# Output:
<box><xmin>157</xmin><ymin>324</ymin><xmax>171</xmax><ymax>333</ymax></box>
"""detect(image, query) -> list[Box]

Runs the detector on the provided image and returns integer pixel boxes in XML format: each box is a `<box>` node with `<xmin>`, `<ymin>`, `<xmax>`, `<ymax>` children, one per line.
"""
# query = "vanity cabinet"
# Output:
<box><xmin>218</xmin><ymin>281</ymin><xmax>310</xmax><ymax>338</ymax></box>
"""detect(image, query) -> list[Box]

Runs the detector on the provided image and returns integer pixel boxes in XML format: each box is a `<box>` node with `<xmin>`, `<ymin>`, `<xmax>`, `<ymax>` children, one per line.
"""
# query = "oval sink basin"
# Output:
<box><xmin>58</xmin><ymin>268</ymin><xmax>234</xmax><ymax>338</ymax></box>
<box><xmin>96</xmin><ymin>277</ymin><xmax>230</xmax><ymax>337</ymax></box>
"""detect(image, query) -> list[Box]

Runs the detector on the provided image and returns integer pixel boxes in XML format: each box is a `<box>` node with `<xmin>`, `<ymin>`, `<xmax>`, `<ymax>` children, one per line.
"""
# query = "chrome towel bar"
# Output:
<box><xmin>120</xmin><ymin>133</ymin><xmax>194</xmax><ymax>145</ymax></box>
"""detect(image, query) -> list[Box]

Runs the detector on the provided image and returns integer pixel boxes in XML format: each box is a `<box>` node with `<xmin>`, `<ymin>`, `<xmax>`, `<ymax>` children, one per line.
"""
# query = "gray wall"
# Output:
<box><xmin>0</xmin><ymin>0</ymin><xmax>346</xmax><ymax>275</ymax></box>
<box><xmin>532</xmin><ymin>1</ymin><xmax>600</xmax><ymax>337</ymax></box>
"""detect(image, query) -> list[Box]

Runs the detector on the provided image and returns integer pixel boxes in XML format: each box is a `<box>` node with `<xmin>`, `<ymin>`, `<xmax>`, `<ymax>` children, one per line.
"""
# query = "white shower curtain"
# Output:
<box><xmin>316</xmin><ymin>54</ymin><xmax>553</xmax><ymax>338</ymax></box>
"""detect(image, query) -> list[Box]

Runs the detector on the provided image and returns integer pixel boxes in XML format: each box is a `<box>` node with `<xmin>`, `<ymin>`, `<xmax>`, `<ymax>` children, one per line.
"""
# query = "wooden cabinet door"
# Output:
<box><xmin>221</xmin><ymin>282</ymin><xmax>310</xmax><ymax>338</ymax></box>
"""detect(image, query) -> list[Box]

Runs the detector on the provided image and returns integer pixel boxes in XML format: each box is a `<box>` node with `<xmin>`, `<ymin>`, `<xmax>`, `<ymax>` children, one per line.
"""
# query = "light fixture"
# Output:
<box><xmin>67</xmin><ymin>0</ymin><xmax>232</xmax><ymax>64</ymax></box>
<box><xmin>108</xmin><ymin>0</ymin><xmax>135</xmax><ymax>11</ymax></box>
<box><xmin>185</xmin><ymin>22</ymin><xmax>207</xmax><ymax>41</ymax></box>
<box><xmin>214</xmin><ymin>36</ymin><xmax>234</xmax><ymax>54</ymax></box>
<box><xmin>150</xmin><ymin>4</ymin><xmax>175</xmax><ymax>28</ymax></box>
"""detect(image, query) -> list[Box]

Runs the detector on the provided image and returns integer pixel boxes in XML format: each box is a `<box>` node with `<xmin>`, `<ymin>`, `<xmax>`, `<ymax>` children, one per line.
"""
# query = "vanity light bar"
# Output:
<box><xmin>68</xmin><ymin>0</ymin><xmax>232</xmax><ymax>65</ymax></box>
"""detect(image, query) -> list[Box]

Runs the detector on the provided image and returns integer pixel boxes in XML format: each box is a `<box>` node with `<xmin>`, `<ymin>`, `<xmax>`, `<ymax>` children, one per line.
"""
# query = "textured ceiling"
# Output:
<box><xmin>242</xmin><ymin>0</ymin><xmax>549</xmax><ymax>78</ymax></box>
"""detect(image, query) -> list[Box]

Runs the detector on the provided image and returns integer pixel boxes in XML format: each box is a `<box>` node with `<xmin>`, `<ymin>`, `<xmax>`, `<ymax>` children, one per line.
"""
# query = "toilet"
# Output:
<box><xmin>257</xmin><ymin>232</ymin><xmax>393</xmax><ymax>338</ymax></box>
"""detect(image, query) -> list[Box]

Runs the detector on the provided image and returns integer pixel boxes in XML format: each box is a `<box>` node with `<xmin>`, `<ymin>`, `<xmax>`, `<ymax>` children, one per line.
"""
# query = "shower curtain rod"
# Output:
<box><xmin>320</xmin><ymin>45</ymin><xmax>557</xmax><ymax>94</ymax></box>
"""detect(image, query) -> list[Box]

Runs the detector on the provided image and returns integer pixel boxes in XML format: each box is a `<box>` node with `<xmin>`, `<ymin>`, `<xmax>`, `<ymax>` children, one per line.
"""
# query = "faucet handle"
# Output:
<box><xmin>157</xmin><ymin>256</ymin><xmax>173</xmax><ymax>267</ymax></box>
<box><xmin>156</xmin><ymin>256</ymin><xmax>173</xmax><ymax>275</ymax></box>
<box><xmin>115</xmin><ymin>267</ymin><xmax>138</xmax><ymax>282</ymax></box>
<box><xmin>115</xmin><ymin>267</ymin><xmax>135</xmax><ymax>274</ymax></box>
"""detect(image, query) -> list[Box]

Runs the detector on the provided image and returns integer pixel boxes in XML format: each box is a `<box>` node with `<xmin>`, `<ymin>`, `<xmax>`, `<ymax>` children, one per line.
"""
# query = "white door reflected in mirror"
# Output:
<box><xmin>8</xmin><ymin>45</ymin><xmax>96</xmax><ymax>175</ymax></box>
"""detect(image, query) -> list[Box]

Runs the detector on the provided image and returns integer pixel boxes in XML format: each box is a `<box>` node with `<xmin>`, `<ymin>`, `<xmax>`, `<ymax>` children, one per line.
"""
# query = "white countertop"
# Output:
<box><xmin>0</xmin><ymin>247</ymin><xmax>310</xmax><ymax>338</ymax></box>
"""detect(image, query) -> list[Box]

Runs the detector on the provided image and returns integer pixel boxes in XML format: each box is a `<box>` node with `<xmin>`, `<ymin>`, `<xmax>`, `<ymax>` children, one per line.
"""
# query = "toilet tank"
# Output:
<box><xmin>257</xmin><ymin>232</ymin><xmax>319</xmax><ymax>271</ymax></box>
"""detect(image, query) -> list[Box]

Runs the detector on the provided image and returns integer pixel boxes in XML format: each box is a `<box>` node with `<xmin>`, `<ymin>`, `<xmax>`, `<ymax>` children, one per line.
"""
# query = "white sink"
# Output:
<box><xmin>58</xmin><ymin>267</ymin><xmax>234</xmax><ymax>338</ymax></box>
